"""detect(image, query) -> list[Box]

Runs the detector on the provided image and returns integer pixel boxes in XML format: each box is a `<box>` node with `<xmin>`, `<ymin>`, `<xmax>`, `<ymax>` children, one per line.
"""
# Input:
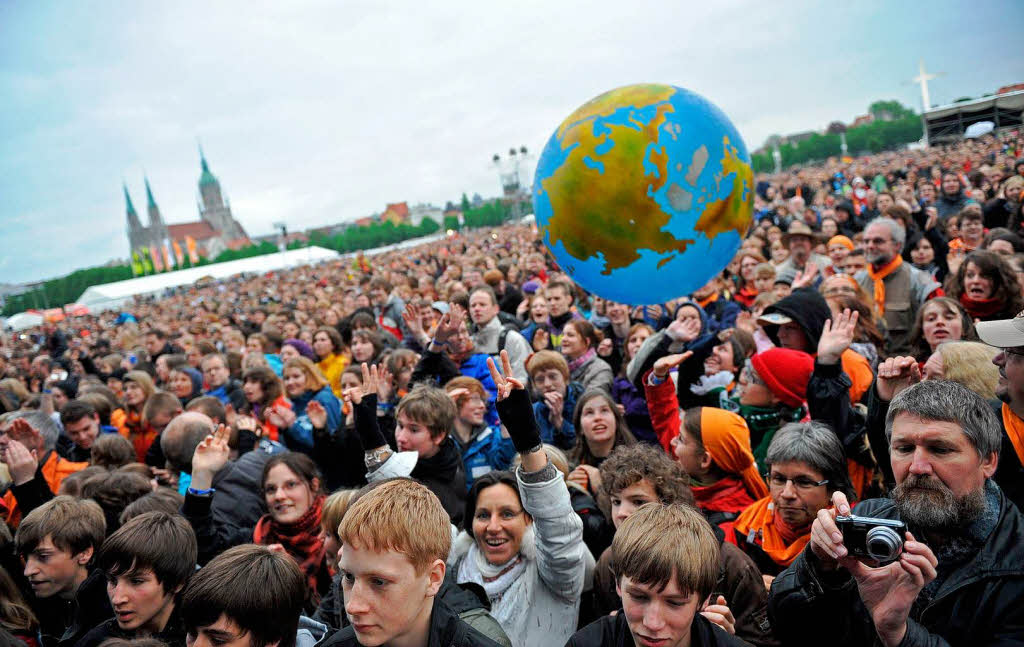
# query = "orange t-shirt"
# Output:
<box><xmin>2</xmin><ymin>451</ymin><xmax>88</xmax><ymax>527</ymax></box>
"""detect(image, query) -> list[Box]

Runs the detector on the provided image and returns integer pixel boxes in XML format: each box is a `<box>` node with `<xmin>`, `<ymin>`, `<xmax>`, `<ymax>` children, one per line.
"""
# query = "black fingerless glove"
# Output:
<box><xmin>353</xmin><ymin>393</ymin><xmax>387</xmax><ymax>449</ymax></box>
<box><xmin>495</xmin><ymin>389</ymin><xmax>543</xmax><ymax>454</ymax></box>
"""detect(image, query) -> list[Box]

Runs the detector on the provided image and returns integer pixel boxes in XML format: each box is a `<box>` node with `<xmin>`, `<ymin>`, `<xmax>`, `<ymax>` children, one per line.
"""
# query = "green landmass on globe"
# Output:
<box><xmin>532</xmin><ymin>83</ymin><xmax>754</xmax><ymax>304</ymax></box>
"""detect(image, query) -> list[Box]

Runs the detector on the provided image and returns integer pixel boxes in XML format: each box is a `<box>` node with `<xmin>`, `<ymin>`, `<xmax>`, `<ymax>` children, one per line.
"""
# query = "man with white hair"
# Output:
<box><xmin>855</xmin><ymin>216</ymin><xmax>941</xmax><ymax>356</ymax></box>
<box><xmin>0</xmin><ymin>410</ymin><xmax>89</xmax><ymax>526</ymax></box>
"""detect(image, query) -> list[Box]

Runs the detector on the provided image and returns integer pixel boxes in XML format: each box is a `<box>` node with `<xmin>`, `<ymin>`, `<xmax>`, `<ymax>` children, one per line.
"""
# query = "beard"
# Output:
<box><xmin>892</xmin><ymin>474</ymin><xmax>986</xmax><ymax>531</ymax></box>
<box><xmin>866</xmin><ymin>250</ymin><xmax>892</xmax><ymax>266</ymax></box>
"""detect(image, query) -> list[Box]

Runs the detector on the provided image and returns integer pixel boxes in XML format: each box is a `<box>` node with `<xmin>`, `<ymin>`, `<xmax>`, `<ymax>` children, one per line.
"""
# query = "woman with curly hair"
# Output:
<box><xmin>946</xmin><ymin>249</ymin><xmax>1024</xmax><ymax>322</ymax></box>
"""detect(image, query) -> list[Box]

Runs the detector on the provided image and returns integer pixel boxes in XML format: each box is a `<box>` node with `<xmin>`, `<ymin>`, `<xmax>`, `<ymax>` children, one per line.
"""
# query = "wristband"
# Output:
<box><xmin>377</xmin><ymin>401</ymin><xmax>394</xmax><ymax>411</ymax></box>
<box><xmin>430</xmin><ymin>338</ymin><xmax>448</xmax><ymax>348</ymax></box>
<box><xmin>649</xmin><ymin>372</ymin><xmax>666</xmax><ymax>386</ymax></box>
<box><xmin>188</xmin><ymin>487</ymin><xmax>215</xmax><ymax>496</ymax></box>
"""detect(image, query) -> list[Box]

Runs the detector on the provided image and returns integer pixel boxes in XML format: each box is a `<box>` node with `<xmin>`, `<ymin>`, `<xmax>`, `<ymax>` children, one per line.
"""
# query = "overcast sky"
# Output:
<box><xmin>2</xmin><ymin>1</ymin><xmax>1022</xmax><ymax>285</ymax></box>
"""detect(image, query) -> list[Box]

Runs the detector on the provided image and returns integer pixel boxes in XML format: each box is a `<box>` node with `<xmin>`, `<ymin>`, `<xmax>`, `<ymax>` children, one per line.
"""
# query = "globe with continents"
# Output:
<box><xmin>532</xmin><ymin>83</ymin><xmax>754</xmax><ymax>305</ymax></box>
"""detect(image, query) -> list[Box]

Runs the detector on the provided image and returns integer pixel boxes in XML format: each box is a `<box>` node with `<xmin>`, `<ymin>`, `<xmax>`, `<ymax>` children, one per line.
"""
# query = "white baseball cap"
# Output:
<box><xmin>975</xmin><ymin>309</ymin><xmax>1024</xmax><ymax>348</ymax></box>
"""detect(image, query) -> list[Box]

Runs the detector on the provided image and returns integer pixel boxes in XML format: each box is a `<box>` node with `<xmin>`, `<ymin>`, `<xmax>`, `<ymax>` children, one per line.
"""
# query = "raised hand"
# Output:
<box><xmin>532</xmin><ymin>328</ymin><xmax>550</xmax><ymax>351</ymax></box>
<box><xmin>792</xmin><ymin>263</ymin><xmax>820</xmax><ymax>290</ymax></box>
<box><xmin>431</xmin><ymin>306</ymin><xmax>463</xmax><ymax>346</ymax></box>
<box><xmin>445</xmin><ymin>387</ymin><xmax>471</xmax><ymax>404</ymax></box>
<box><xmin>376</xmin><ymin>365</ymin><xmax>394</xmax><ymax>402</ymax></box>
<box><xmin>191</xmin><ymin>424</ymin><xmax>231</xmax><ymax>487</ymax></box>
<box><xmin>267</xmin><ymin>405</ymin><xmax>296</xmax><ymax>430</ymax></box>
<box><xmin>567</xmin><ymin>464</ymin><xmax>601</xmax><ymax>495</ymax></box>
<box><xmin>342</xmin><ymin>363</ymin><xmax>381</xmax><ymax>407</ymax></box>
<box><xmin>234</xmin><ymin>414</ymin><xmax>263</xmax><ymax>438</ymax></box>
<box><xmin>486</xmin><ymin>350</ymin><xmax>525</xmax><ymax>402</ymax></box>
<box><xmin>667</xmin><ymin>316</ymin><xmax>701</xmax><ymax>344</ymax></box>
<box><xmin>735</xmin><ymin>310</ymin><xmax>758</xmax><ymax>335</ymax></box>
<box><xmin>876</xmin><ymin>356</ymin><xmax>921</xmax><ymax>402</ymax></box>
<box><xmin>2</xmin><ymin>438</ymin><xmax>38</xmax><ymax>486</ymax></box>
<box><xmin>817</xmin><ymin>308</ymin><xmax>859</xmax><ymax>365</ymax></box>
<box><xmin>306</xmin><ymin>400</ymin><xmax>328</xmax><ymax>430</ymax></box>
<box><xmin>402</xmin><ymin>303</ymin><xmax>426</xmax><ymax>339</ymax></box>
<box><xmin>842</xmin><ymin>532</ymin><xmax>938</xmax><ymax>647</ymax></box>
<box><xmin>652</xmin><ymin>352</ymin><xmax>693</xmax><ymax>379</ymax></box>
<box><xmin>224</xmin><ymin>403</ymin><xmax>238</xmax><ymax>427</ymax></box>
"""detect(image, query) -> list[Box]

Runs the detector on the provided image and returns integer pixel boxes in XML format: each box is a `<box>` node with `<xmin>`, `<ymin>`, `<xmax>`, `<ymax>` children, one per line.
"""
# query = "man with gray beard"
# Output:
<box><xmin>768</xmin><ymin>380</ymin><xmax>1024</xmax><ymax>647</ymax></box>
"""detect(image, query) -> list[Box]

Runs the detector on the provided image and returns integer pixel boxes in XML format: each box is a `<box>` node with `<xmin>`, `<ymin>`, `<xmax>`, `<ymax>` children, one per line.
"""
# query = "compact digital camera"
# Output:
<box><xmin>835</xmin><ymin>515</ymin><xmax>906</xmax><ymax>564</ymax></box>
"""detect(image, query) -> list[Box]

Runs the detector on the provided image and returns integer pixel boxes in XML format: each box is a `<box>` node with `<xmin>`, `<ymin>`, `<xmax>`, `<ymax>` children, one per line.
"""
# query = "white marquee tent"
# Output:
<box><xmin>77</xmin><ymin>246</ymin><xmax>340</xmax><ymax>312</ymax></box>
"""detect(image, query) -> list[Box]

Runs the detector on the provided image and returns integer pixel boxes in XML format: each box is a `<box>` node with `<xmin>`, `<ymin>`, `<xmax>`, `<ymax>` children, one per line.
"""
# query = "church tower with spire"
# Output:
<box><xmin>144</xmin><ymin>177</ymin><xmax>169</xmax><ymax>251</ymax></box>
<box><xmin>197</xmin><ymin>147</ymin><xmax>246</xmax><ymax>240</ymax></box>
<box><xmin>125</xmin><ymin>183</ymin><xmax>146</xmax><ymax>253</ymax></box>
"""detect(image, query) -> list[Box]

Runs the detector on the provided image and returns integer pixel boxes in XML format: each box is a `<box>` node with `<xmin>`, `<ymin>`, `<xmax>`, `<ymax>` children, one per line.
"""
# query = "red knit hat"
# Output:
<box><xmin>750</xmin><ymin>348</ymin><xmax>813</xmax><ymax>408</ymax></box>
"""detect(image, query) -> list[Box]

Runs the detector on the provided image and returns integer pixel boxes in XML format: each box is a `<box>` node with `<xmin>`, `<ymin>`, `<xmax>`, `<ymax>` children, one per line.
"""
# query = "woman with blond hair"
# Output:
<box><xmin>121</xmin><ymin>370</ymin><xmax>157</xmax><ymax>462</ymax></box>
<box><xmin>923</xmin><ymin>341</ymin><xmax>1001</xmax><ymax>398</ymax></box>
<box><xmin>272</xmin><ymin>357</ymin><xmax>341</xmax><ymax>453</ymax></box>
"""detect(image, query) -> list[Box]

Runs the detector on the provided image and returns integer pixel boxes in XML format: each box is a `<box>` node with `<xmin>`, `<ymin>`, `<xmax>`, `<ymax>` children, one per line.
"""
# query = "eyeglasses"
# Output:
<box><xmin>1001</xmin><ymin>347</ymin><xmax>1024</xmax><ymax>358</ymax></box>
<box><xmin>767</xmin><ymin>474</ymin><xmax>829</xmax><ymax>490</ymax></box>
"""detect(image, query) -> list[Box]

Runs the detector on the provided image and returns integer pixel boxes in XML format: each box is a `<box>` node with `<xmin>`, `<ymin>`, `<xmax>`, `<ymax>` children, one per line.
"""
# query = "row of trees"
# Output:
<box><xmin>751</xmin><ymin>100</ymin><xmax>924</xmax><ymax>173</ymax></box>
<box><xmin>3</xmin><ymin>198</ymin><xmax>520</xmax><ymax>315</ymax></box>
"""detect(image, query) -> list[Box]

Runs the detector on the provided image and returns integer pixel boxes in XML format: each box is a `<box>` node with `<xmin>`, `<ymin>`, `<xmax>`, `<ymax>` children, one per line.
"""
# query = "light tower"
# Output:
<box><xmin>492</xmin><ymin>145</ymin><xmax>532</xmax><ymax>222</ymax></box>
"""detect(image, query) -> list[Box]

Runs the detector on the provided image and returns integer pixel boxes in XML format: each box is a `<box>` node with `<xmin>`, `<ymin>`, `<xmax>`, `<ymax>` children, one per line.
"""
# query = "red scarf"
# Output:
<box><xmin>692</xmin><ymin>476</ymin><xmax>755</xmax><ymax>515</ymax></box>
<box><xmin>734</xmin><ymin>286</ymin><xmax>758</xmax><ymax>309</ymax></box>
<box><xmin>959</xmin><ymin>294</ymin><xmax>1006</xmax><ymax>320</ymax></box>
<box><xmin>253</xmin><ymin>495</ymin><xmax>326</xmax><ymax>600</ymax></box>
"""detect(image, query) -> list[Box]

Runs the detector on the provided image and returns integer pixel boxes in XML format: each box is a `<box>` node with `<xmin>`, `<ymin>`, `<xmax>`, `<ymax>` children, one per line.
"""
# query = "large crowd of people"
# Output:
<box><xmin>1</xmin><ymin>131</ymin><xmax>1024</xmax><ymax>647</ymax></box>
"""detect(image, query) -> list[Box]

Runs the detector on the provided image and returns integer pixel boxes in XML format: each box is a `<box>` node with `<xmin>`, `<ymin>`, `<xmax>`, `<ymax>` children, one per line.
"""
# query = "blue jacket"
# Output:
<box><xmin>458</xmin><ymin>425</ymin><xmax>517</xmax><ymax>491</ymax></box>
<box><xmin>459</xmin><ymin>354</ymin><xmax>500</xmax><ymax>427</ymax></box>
<box><xmin>532</xmin><ymin>381</ymin><xmax>584</xmax><ymax>450</ymax></box>
<box><xmin>284</xmin><ymin>386</ymin><xmax>342</xmax><ymax>452</ymax></box>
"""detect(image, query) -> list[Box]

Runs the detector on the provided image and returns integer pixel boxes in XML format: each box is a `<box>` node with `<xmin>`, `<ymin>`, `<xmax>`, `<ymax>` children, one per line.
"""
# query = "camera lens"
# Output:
<box><xmin>865</xmin><ymin>526</ymin><xmax>902</xmax><ymax>562</ymax></box>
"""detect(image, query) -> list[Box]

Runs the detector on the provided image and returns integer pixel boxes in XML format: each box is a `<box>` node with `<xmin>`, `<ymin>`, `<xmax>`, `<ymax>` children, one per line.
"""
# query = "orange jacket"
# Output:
<box><xmin>2</xmin><ymin>450</ymin><xmax>88</xmax><ymax>527</ymax></box>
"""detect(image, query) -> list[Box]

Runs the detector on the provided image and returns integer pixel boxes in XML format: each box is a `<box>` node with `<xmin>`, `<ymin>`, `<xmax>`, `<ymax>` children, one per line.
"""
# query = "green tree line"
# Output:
<box><xmin>4</xmin><ymin>198</ymin><xmax>520</xmax><ymax>315</ymax></box>
<box><xmin>751</xmin><ymin>100</ymin><xmax>923</xmax><ymax>173</ymax></box>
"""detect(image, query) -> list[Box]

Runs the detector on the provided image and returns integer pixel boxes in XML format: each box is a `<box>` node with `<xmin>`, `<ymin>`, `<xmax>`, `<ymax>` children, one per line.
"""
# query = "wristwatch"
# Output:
<box><xmin>364</xmin><ymin>446</ymin><xmax>393</xmax><ymax>470</ymax></box>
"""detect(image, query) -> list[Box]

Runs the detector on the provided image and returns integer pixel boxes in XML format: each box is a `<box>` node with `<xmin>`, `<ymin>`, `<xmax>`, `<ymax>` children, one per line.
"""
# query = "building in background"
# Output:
<box><xmin>125</xmin><ymin>148</ymin><xmax>250</xmax><ymax>264</ymax></box>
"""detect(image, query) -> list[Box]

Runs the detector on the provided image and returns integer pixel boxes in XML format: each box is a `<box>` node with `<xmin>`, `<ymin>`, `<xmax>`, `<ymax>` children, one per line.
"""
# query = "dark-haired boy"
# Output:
<box><xmin>15</xmin><ymin>496</ymin><xmax>109</xmax><ymax>647</ymax></box>
<box><xmin>182</xmin><ymin>544</ymin><xmax>306</xmax><ymax>647</ymax></box>
<box><xmin>75</xmin><ymin>511</ymin><xmax>197</xmax><ymax>647</ymax></box>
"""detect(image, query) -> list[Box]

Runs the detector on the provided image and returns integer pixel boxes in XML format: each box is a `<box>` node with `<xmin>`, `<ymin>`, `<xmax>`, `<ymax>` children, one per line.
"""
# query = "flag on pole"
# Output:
<box><xmin>162</xmin><ymin>244</ymin><xmax>173</xmax><ymax>270</ymax></box>
<box><xmin>172</xmin><ymin>239</ymin><xmax>185</xmax><ymax>266</ymax></box>
<box><xmin>141</xmin><ymin>247</ymin><xmax>154</xmax><ymax>274</ymax></box>
<box><xmin>150</xmin><ymin>246</ymin><xmax>164</xmax><ymax>272</ymax></box>
<box><xmin>185</xmin><ymin>236</ymin><xmax>199</xmax><ymax>264</ymax></box>
<box><xmin>131</xmin><ymin>251</ymin><xmax>144</xmax><ymax>276</ymax></box>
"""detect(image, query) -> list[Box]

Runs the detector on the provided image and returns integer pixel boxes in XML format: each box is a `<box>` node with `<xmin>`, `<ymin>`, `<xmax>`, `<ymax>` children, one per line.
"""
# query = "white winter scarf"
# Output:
<box><xmin>455</xmin><ymin>526</ymin><xmax>536</xmax><ymax>604</ymax></box>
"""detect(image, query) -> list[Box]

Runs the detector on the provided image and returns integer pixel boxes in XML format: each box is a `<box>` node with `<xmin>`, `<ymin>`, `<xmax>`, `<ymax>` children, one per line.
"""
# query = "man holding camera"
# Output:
<box><xmin>769</xmin><ymin>380</ymin><xmax>1024</xmax><ymax>646</ymax></box>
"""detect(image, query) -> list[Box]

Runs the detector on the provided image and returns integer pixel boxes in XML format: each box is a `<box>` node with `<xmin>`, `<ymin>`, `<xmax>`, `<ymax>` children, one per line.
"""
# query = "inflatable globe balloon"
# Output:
<box><xmin>532</xmin><ymin>84</ymin><xmax>754</xmax><ymax>305</ymax></box>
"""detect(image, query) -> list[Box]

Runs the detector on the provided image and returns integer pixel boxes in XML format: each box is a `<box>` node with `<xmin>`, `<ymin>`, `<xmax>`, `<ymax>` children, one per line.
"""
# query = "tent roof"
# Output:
<box><xmin>77</xmin><ymin>246</ymin><xmax>339</xmax><ymax>311</ymax></box>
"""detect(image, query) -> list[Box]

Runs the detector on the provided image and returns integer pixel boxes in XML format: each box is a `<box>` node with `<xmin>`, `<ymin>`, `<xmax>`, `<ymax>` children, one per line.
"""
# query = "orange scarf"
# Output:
<box><xmin>1001</xmin><ymin>403</ymin><xmax>1024</xmax><ymax>466</ymax></box>
<box><xmin>700</xmin><ymin>408</ymin><xmax>769</xmax><ymax>500</ymax></box>
<box><xmin>697</xmin><ymin>292</ymin><xmax>720</xmax><ymax>309</ymax></box>
<box><xmin>732</xmin><ymin>497</ymin><xmax>810</xmax><ymax>568</ymax></box>
<box><xmin>866</xmin><ymin>255</ymin><xmax>903</xmax><ymax>316</ymax></box>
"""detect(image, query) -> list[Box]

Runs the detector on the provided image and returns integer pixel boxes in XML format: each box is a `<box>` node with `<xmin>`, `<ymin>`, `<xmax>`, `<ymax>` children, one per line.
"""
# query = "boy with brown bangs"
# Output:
<box><xmin>568</xmin><ymin>503</ymin><xmax>748</xmax><ymax>647</ymax></box>
<box><xmin>15</xmin><ymin>496</ymin><xmax>110</xmax><ymax>647</ymax></box>
<box><xmin>593</xmin><ymin>445</ymin><xmax>775</xmax><ymax>646</ymax></box>
<box><xmin>322</xmin><ymin>479</ymin><xmax>501</xmax><ymax>647</ymax></box>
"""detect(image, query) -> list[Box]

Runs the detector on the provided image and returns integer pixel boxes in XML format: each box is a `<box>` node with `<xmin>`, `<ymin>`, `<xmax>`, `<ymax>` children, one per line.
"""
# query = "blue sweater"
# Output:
<box><xmin>284</xmin><ymin>386</ymin><xmax>342</xmax><ymax>452</ymax></box>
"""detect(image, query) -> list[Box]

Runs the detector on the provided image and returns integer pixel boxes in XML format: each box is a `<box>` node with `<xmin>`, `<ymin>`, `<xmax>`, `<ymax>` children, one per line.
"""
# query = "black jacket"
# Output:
<box><xmin>73</xmin><ymin>609</ymin><xmax>186</xmax><ymax>647</ymax></box>
<box><xmin>33</xmin><ymin>569</ymin><xmax>112</xmax><ymax>647</ymax></box>
<box><xmin>412</xmin><ymin>436</ymin><xmax>467</xmax><ymax>526</ymax></box>
<box><xmin>768</xmin><ymin>491</ymin><xmax>1024</xmax><ymax>646</ymax></box>
<box><xmin>566</xmin><ymin>611</ymin><xmax>749</xmax><ymax>647</ymax></box>
<box><xmin>321</xmin><ymin>598</ymin><xmax>503</xmax><ymax>647</ymax></box>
